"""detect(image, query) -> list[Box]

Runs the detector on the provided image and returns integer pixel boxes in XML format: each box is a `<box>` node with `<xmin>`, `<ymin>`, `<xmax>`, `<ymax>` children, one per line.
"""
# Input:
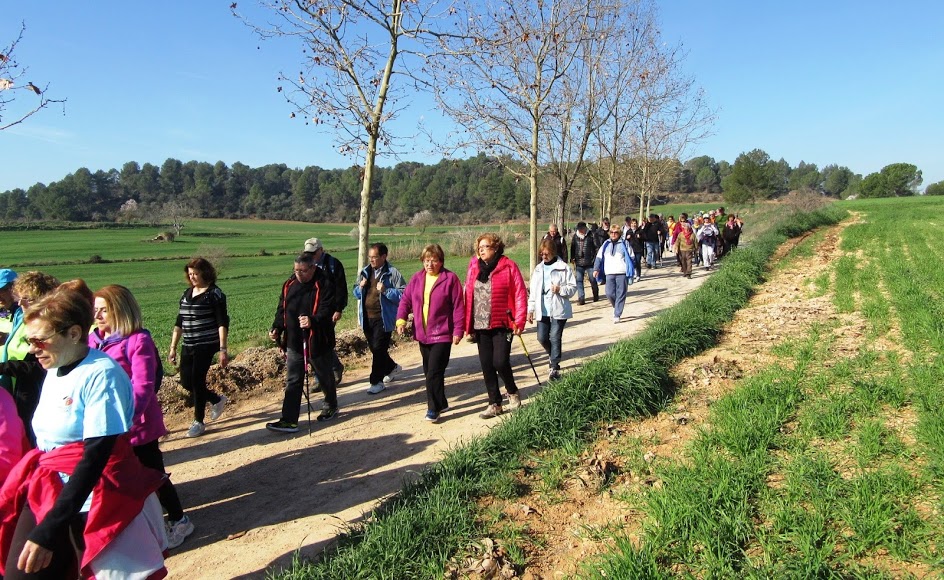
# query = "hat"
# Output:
<box><xmin>303</xmin><ymin>238</ymin><xmax>323</xmax><ymax>253</ymax></box>
<box><xmin>576</xmin><ymin>221</ymin><xmax>587</xmax><ymax>231</ymax></box>
<box><xmin>0</xmin><ymin>269</ymin><xmax>17</xmax><ymax>288</ymax></box>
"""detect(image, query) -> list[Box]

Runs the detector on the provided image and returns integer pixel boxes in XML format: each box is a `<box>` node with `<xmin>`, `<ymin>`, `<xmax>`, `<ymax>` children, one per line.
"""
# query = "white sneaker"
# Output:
<box><xmin>209</xmin><ymin>395</ymin><xmax>227</xmax><ymax>421</ymax></box>
<box><xmin>186</xmin><ymin>421</ymin><xmax>205</xmax><ymax>438</ymax></box>
<box><xmin>613</xmin><ymin>316</ymin><xmax>620</xmax><ymax>324</ymax></box>
<box><xmin>382</xmin><ymin>364</ymin><xmax>402</xmax><ymax>384</ymax></box>
<box><xmin>165</xmin><ymin>515</ymin><xmax>194</xmax><ymax>549</ymax></box>
<box><xmin>367</xmin><ymin>382</ymin><xmax>386</xmax><ymax>395</ymax></box>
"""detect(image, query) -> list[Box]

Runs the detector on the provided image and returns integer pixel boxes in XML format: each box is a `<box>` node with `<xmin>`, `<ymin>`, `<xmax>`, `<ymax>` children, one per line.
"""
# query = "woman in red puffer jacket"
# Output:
<box><xmin>464</xmin><ymin>233</ymin><xmax>528</xmax><ymax>420</ymax></box>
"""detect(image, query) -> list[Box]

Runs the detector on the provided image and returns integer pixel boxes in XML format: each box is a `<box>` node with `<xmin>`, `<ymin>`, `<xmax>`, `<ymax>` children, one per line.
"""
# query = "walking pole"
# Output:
<box><xmin>302</xmin><ymin>331</ymin><xmax>313</xmax><ymax>436</ymax></box>
<box><xmin>507</xmin><ymin>310</ymin><xmax>542</xmax><ymax>387</ymax></box>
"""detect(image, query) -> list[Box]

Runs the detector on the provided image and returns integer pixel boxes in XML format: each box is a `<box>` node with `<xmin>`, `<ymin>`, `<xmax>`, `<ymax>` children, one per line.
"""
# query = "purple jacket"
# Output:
<box><xmin>396</xmin><ymin>268</ymin><xmax>465</xmax><ymax>345</ymax></box>
<box><xmin>88</xmin><ymin>329</ymin><xmax>168</xmax><ymax>446</ymax></box>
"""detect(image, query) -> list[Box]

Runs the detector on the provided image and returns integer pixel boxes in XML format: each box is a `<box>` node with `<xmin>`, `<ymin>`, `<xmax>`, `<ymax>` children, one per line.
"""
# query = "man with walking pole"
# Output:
<box><xmin>266</xmin><ymin>253</ymin><xmax>338</xmax><ymax>434</ymax></box>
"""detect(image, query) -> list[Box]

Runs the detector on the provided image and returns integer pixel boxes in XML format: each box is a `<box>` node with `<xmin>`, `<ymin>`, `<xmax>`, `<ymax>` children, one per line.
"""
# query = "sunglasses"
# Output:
<box><xmin>25</xmin><ymin>330</ymin><xmax>65</xmax><ymax>349</ymax></box>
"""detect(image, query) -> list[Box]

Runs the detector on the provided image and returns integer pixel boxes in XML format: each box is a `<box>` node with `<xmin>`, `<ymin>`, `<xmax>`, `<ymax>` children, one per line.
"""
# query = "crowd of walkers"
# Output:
<box><xmin>0</xmin><ymin>206</ymin><xmax>740</xmax><ymax>576</ymax></box>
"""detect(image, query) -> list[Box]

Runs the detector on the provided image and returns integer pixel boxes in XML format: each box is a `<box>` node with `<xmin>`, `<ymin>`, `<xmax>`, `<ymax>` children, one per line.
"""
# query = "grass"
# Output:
<box><xmin>268</xmin><ymin>203</ymin><xmax>848</xmax><ymax>578</ymax></box>
<box><xmin>583</xmin><ymin>196</ymin><xmax>944</xmax><ymax>578</ymax></box>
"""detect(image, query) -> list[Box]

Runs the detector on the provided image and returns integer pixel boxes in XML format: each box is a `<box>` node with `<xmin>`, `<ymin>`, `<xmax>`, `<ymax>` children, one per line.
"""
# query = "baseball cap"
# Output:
<box><xmin>303</xmin><ymin>238</ymin><xmax>323</xmax><ymax>253</ymax></box>
<box><xmin>0</xmin><ymin>269</ymin><xmax>17</xmax><ymax>288</ymax></box>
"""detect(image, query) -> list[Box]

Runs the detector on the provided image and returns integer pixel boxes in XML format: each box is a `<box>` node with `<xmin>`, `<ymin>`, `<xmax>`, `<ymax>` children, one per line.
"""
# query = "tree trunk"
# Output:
<box><xmin>358</xmin><ymin>137</ymin><xmax>378</xmax><ymax>272</ymax></box>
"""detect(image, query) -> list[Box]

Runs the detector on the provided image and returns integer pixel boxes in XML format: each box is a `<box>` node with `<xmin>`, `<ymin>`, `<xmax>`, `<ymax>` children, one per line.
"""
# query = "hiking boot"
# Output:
<box><xmin>317</xmin><ymin>406</ymin><xmax>339</xmax><ymax>422</ymax></box>
<box><xmin>383</xmin><ymin>364</ymin><xmax>402</xmax><ymax>384</ymax></box>
<box><xmin>425</xmin><ymin>410</ymin><xmax>440</xmax><ymax>423</ymax></box>
<box><xmin>507</xmin><ymin>393</ymin><xmax>522</xmax><ymax>410</ymax></box>
<box><xmin>367</xmin><ymin>382</ymin><xmax>386</xmax><ymax>395</ymax></box>
<box><xmin>266</xmin><ymin>420</ymin><xmax>299</xmax><ymax>433</ymax></box>
<box><xmin>208</xmin><ymin>395</ymin><xmax>227</xmax><ymax>421</ymax></box>
<box><xmin>334</xmin><ymin>364</ymin><xmax>344</xmax><ymax>385</ymax></box>
<box><xmin>479</xmin><ymin>403</ymin><xmax>503</xmax><ymax>419</ymax></box>
<box><xmin>186</xmin><ymin>421</ymin><xmax>205</xmax><ymax>438</ymax></box>
<box><xmin>578</xmin><ymin>298</ymin><xmax>585</xmax><ymax>306</ymax></box>
<box><xmin>165</xmin><ymin>515</ymin><xmax>194</xmax><ymax>549</ymax></box>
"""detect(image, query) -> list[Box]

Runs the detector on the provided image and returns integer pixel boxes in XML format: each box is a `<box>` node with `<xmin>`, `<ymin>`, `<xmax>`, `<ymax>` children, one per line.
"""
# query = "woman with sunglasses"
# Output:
<box><xmin>0</xmin><ymin>282</ymin><xmax>166</xmax><ymax>579</ymax></box>
<box><xmin>464</xmin><ymin>233</ymin><xmax>528</xmax><ymax>419</ymax></box>
<box><xmin>90</xmin><ymin>284</ymin><xmax>194</xmax><ymax>549</ymax></box>
<box><xmin>527</xmin><ymin>239</ymin><xmax>577</xmax><ymax>381</ymax></box>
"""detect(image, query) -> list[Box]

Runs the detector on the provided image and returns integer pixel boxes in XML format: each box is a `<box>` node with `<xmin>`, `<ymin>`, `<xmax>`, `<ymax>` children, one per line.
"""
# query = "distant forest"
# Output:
<box><xmin>0</xmin><ymin>152</ymin><xmax>877</xmax><ymax>226</ymax></box>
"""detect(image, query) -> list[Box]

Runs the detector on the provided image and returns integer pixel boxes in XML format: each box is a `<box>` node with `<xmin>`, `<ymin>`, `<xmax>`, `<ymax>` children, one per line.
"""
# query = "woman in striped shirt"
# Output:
<box><xmin>168</xmin><ymin>258</ymin><xmax>230</xmax><ymax>438</ymax></box>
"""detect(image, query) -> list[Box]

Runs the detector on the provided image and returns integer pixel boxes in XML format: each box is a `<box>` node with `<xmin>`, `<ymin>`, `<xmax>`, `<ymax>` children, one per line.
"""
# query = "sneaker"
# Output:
<box><xmin>165</xmin><ymin>515</ymin><xmax>194</xmax><ymax>549</ymax></box>
<box><xmin>425</xmin><ymin>410</ymin><xmax>440</xmax><ymax>423</ymax></box>
<box><xmin>367</xmin><ymin>382</ymin><xmax>386</xmax><ymax>395</ymax></box>
<box><xmin>549</xmin><ymin>369</ymin><xmax>562</xmax><ymax>381</ymax></box>
<box><xmin>209</xmin><ymin>395</ymin><xmax>227</xmax><ymax>422</ymax></box>
<box><xmin>479</xmin><ymin>403</ymin><xmax>503</xmax><ymax>419</ymax></box>
<box><xmin>577</xmin><ymin>298</ymin><xmax>585</xmax><ymax>306</ymax></box>
<box><xmin>317</xmin><ymin>406</ymin><xmax>339</xmax><ymax>421</ymax></box>
<box><xmin>507</xmin><ymin>393</ymin><xmax>522</xmax><ymax>410</ymax></box>
<box><xmin>186</xmin><ymin>421</ymin><xmax>205</xmax><ymax>438</ymax></box>
<box><xmin>334</xmin><ymin>364</ymin><xmax>344</xmax><ymax>385</ymax></box>
<box><xmin>382</xmin><ymin>364</ymin><xmax>402</xmax><ymax>384</ymax></box>
<box><xmin>266</xmin><ymin>420</ymin><xmax>299</xmax><ymax>433</ymax></box>
<box><xmin>439</xmin><ymin>406</ymin><xmax>450</xmax><ymax>414</ymax></box>
<box><xmin>613</xmin><ymin>316</ymin><xmax>620</xmax><ymax>324</ymax></box>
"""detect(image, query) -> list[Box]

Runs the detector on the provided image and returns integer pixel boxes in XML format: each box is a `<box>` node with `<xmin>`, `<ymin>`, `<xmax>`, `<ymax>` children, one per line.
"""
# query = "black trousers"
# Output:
<box><xmin>476</xmin><ymin>328</ymin><xmax>518</xmax><ymax>405</ymax></box>
<box><xmin>420</xmin><ymin>341</ymin><xmax>452</xmax><ymax>413</ymax></box>
<box><xmin>134</xmin><ymin>439</ymin><xmax>185</xmax><ymax>522</ymax></box>
<box><xmin>180</xmin><ymin>344</ymin><xmax>222</xmax><ymax>423</ymax></box>
<box><xmin>5</xmin><ymin>505</ymin><xmax>84</xmax><ymax>580</ymax></box>
<box><xmin>364</xmin><ymin>317</ymin><xmax>397</xmax><ymax>384</ymax></box>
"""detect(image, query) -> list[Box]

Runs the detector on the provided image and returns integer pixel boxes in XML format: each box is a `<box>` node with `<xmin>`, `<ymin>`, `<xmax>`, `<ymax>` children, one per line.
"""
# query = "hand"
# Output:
<box><xmin>167</xmin><ymin>352</ymin><xmax>177</xmax><ymax>364</ymax></box>
<box><xmin>453</xmin><ymin>335</ymin><xmax>462</xmax><ymax>345</ymax></box>
<box><xmin>268</xmin><ymin>329</ymin><xmax>279</xmax><ymax>342</ymax></box>
<box><xmin>376</xmin><ymin>281</ymin><xmax>384</xmax><ymax>292</ymax></box>
<box><xmin>219</xmin><ymin>351</ymin><xmax>230</xmax><ymax>369</ymax></box>
<box><xmin>551</xmin><ymin>284</ymin><xmax>560</xmax><ymax>294</ymax></box>
<box><xmin>513</xmin><ymin>326</ymin><xmax>523</xmax><ymax>336</ymax></box>
<box><xmin>397</xmin><ymin>325</ymin><xmax>405</xmax><ymax>336</ymax></box>
<box><xmin>331</xmin><ymin>312</ymin><xmax>342</xmax><ymax>324</ymax></box>
<box><xmin>592</xmin><ymin>271</ymin><xmax>599</xmax><ymax>279</ymax></box>
<box><xmin>298</xmin><ymin>315</ymin><xmax>311</xmax><ymax>329</ymax></box>
<box><xmin>18</xmin><ymin>540</ymin><xmax>52</xmax><ymax>573</ymax></box>
<box><xmin>527</xmin><ymin>312</ymin><xmax>534</xmax><ymax>324</ymax></box>
<box><xmin>359</xmin><ymin>277</ymin><xmax>367</xmax><ymax>289</ymax></box>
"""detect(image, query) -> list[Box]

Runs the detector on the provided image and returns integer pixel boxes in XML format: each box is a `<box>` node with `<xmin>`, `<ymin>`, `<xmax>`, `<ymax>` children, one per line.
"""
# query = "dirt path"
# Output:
<box><xmin>161</xmin><ymin>260</ymin><xmax>711</xmax><ymax>578</ymax></box>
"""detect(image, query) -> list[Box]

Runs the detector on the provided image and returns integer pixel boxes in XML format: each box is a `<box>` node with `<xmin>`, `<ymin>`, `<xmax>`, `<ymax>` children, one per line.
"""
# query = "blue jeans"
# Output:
<box><xmin>536</xmin><ymin>317</ymin><xmax>567</xmax><ymax>370</ymax></box>
<box><xmin>645</xmin><ymin>241</ymin><xmax>659</xmax><ymax>268</ymax></box>
<box><xmin>605</xmin><ymin>275</ymin><xmax>628</xmax><ymax>318</ymax></box>
<box><xmin>574</xmin><ymin>265</ymin><xmax>598</xmax><ymax>302</ymax></box>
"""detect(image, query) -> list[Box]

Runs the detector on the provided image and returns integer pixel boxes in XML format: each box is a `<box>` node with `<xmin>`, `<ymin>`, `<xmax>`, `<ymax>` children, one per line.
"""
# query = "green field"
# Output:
<box><xmin>1</xmin><ymin>203</ymin><xmax>735</xmax><ymax>355</ymax></box>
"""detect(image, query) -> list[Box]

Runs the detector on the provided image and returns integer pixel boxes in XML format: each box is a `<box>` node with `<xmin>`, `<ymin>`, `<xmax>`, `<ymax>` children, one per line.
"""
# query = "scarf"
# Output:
<box><xmin>476</xmin><ymin>253</ymin><xmax>502</xmax><ymax>283</ymax></box>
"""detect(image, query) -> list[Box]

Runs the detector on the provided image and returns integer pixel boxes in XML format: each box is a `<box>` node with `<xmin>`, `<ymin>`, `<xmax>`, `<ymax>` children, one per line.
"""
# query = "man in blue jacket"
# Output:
<box><xmin>592</xmin><ymin>225</ymin><xmax>635</xmax><ymax>323</ymax></box>
<box><xmin>353</xmin><ymin>243</ymin><xmax>406</xmax><ymax>394</ymax></box>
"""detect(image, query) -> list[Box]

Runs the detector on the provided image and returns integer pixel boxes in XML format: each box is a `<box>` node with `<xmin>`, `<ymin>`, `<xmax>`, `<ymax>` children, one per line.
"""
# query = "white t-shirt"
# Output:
<box><xmin>31</xmin><ymin>348</ymin><xmax>134</xmax><ymax>511</ymax></box>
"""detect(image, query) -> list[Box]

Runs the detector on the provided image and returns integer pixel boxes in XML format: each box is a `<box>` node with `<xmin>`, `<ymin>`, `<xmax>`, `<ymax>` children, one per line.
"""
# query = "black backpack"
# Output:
<box><xmin>123</xmin><ymin>329</ymin><xmax>165</xmax><ymax>392</ymax></box>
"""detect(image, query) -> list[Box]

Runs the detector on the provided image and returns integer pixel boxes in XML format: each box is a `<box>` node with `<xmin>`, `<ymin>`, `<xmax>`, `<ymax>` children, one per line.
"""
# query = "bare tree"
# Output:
<box><xmin>433</xmin><ymin>0</ymin><xmax>594</xmax><ymax>273</ymax></box>
<box><xmin>234</xmin><ymin>0</ymin><xmax>450</xmax><ymax>268</ymax></box>
<box><xmin>1</xmin><ymin>23</ymin><xmax>66</xmax><ymax>131</ymax></box>
<box><xmin>625</xmin><ymin>38</ymin><xmax>715</xmax><ymax>222</ymax></box>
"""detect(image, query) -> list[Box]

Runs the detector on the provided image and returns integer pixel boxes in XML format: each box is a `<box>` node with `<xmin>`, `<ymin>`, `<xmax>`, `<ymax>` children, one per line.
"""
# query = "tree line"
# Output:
<box><xmin>3</xmin><ymin>149</ymin><xmax>934</xmax><ymax>228</ymax></box>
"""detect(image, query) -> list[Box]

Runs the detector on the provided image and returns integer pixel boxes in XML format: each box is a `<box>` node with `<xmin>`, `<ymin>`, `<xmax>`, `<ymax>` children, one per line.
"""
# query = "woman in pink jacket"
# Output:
<box><xmin>90</xmin><ymin>284</ymin><xmax>194</xmax><ymax>549</ymax></box>
<box><xmin>395</xmin><ymin>244</ymin><xmax>465</xmax><ymax>423</ymax></box>
<box><xmin>464</xmin><ymin>233</ymin><xmax>528</xmax><ymax>419</ymax></box>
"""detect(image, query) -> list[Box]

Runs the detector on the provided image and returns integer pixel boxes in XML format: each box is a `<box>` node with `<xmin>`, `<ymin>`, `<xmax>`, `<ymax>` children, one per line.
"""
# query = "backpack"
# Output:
<box><xmin>123</xmin><ymin>330</ymin><xmax>164</xmax><ymax>392</ymax></box>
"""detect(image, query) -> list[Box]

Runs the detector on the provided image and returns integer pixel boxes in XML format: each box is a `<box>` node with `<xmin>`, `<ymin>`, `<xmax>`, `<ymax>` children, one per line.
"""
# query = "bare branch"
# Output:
<box><xmin>0</xmin><ymin>22</ymin><xmax>67</xmax><ymax>131</ymax></box>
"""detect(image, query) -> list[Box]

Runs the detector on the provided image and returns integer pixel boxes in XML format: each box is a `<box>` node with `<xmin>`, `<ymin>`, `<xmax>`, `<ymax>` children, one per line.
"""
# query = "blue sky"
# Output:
<box><xmin>2</xmin><ymin>1</ymin><xmax>941</xmax><ymax>192</ymax></box>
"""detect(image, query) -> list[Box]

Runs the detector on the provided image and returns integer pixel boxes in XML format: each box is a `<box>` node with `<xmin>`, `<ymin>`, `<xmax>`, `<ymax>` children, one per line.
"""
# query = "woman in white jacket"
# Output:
<box><xmin>527</xmin><ymin>239</ymin><xmax>577</xmax><ymax>380</ymax></box>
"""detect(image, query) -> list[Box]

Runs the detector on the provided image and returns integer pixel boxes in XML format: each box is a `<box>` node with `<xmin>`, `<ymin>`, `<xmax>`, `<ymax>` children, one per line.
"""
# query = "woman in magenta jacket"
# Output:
<box><xmin>464</xmin><ymin>233</ymin><xmax>528</xmax><ymax>419</ymax></box>
<box><xmin>90</xmin><ymin>284</ymin><xmax>194</xmax><ymax>549</ymax></box>
<box><xmin>396</xmin><ymin>244</ymin><xmax>465</xmax><ymax>423</ymax></box>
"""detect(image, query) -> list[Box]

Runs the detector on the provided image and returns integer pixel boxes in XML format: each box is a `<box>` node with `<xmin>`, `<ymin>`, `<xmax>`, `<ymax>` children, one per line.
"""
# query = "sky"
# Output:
<box><xmin>1</xmin><ymin>1</ymin><xmax>942</xmax><ymax>193</ymax></box>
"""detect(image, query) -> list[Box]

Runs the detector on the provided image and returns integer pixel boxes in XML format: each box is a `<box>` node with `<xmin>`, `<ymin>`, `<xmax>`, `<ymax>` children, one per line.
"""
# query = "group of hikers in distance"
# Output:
<box><xmin>0</xmin><ymin>207</ymin><xmax>740</xmax><ymax>577</ymax></box>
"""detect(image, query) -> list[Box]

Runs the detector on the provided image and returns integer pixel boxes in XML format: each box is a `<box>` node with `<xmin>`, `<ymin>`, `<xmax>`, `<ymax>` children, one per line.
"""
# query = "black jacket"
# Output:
<box><xmin>540</xmin><ymin>232</ymin><xmax>568</xmax><ymax>263</ymax></box>
<box><xmin>272</xmin><ymin>270</ymin><xmax>336</xmax><ymax>356</ymax></box>
<box><xmin>624</xmin><ymin>227</ymin><xmax>645</xmax><ymax>254</ymax></box>
<box><xmin>569</xmin><ymin>233</ymin><xmax>598</xmax><ymax>267</ymax></box>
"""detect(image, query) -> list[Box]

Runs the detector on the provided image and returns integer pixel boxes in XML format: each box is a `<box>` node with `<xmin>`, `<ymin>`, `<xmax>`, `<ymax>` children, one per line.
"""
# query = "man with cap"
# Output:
<box><xmin>569</xmin><ymin>222</ymin><xmax>599</xmax><ymax>305</ymax></box>
<box><xmin>0</xmin><ymin>269</ymin><xmax>29</xmax><ymax>396</ymax></box>
<box><xmin>303</xmin><ymin>237</ymin><xmax>348</xmax><ymax>385</ymax></box>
